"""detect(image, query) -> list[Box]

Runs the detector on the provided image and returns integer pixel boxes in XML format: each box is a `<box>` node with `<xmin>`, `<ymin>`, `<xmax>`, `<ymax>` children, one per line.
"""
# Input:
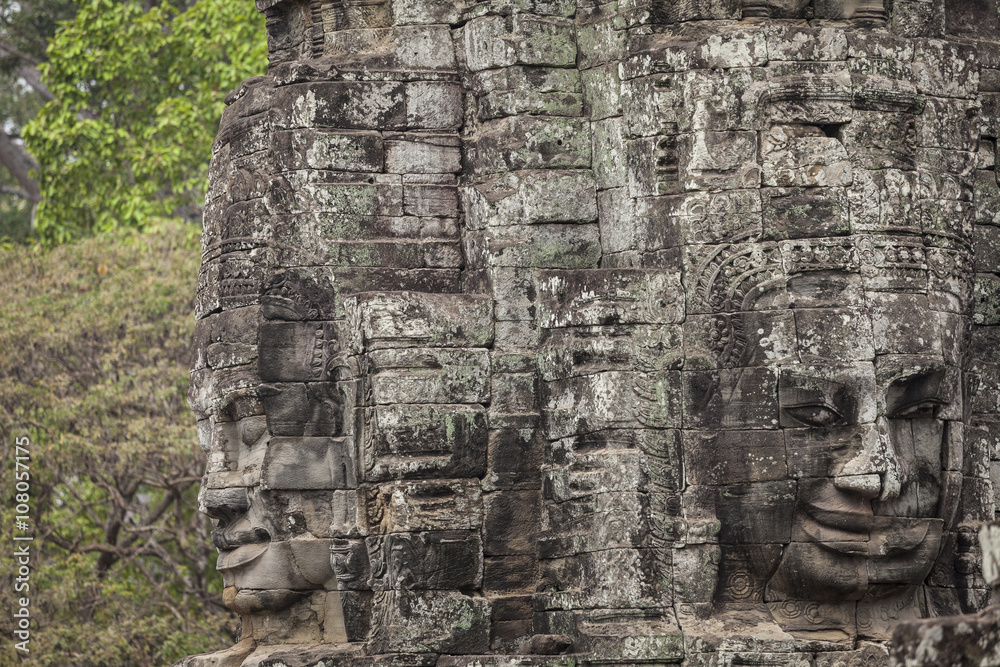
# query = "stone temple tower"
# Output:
<box><xmin>183</xmin><ymin>0</ymin><xmax>1000</xmax><ymax>665</ymax></box>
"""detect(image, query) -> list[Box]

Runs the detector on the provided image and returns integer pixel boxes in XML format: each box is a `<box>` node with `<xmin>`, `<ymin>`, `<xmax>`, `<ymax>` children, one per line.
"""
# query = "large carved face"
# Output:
<box><xmin>678</xmin><ymin>64</ymin><xmax>976</xmax><ymax>637</ymax></box>
<box><xmin>188</xmin><ymin>306</ymin><xmax>352</xmax><ymax>644</ymax></box>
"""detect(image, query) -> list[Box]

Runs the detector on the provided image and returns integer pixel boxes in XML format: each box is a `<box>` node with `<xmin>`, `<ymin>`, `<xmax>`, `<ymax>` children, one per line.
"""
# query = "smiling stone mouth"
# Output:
<box><xmin>798</xmin><ymin>506</ymin><xmax>932</xmax><ymax>556</ymax></box>
<box><xmin>212</xmin><ymin>524</ymin><xmax>271</xmax><ymax>550</ymax></box>
<box><xmin>216</xmin><ymin>541</ymin><xmax>270</xmax><ymax>571</ymax></box>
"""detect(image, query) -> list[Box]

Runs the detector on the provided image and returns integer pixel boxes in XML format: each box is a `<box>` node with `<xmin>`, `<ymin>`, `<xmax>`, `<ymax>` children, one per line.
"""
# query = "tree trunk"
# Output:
<box><xmin>0</xmin><ymin>132</ymin><xmax>40</xmax><ymax>203</ymax></box>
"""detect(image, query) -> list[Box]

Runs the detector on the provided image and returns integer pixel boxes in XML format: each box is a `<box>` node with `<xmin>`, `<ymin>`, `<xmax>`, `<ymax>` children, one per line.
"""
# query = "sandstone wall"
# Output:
<box><xmin>184</xmin><ymin>1</ymin><xmax>1000</xmax><ymax>665</ymax></box>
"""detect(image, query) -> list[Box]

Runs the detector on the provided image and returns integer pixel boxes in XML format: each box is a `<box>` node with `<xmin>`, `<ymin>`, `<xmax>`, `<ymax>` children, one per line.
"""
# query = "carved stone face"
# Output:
<box><xmin>185</xmin><ymin>0</ymin><xmax>1000</xmax><ymax>662</ymax></box>
<box><xmin>762</xmin><ymin>292</ymin><xmax>961</xmax><ymax>602</ymax></box>
<box><xmin>676</xmin><ymin>72</ymin><xmax>977</xmax><ymax>641</ymax></box>
<box><xmin>189</xmin><ymin>317</ymin><xmax>352</xmax><ymax>645</ymax></box>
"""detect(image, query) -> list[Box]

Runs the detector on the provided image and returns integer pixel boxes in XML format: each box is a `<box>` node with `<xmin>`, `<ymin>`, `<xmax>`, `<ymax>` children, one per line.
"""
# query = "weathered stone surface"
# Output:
<box><xmin>185</xmin><ymin>3</ymin><xmax>1000</xmax><ymax>666</ymax></box>
<box><xmin>346</xmin><ymin>292</ymin><xmax>494</xmax><ymax>352</ymax></box>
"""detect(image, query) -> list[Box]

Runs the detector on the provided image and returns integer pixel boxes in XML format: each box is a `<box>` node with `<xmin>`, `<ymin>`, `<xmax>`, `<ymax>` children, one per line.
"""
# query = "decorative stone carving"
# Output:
<box><xmin>181</xmin><ymin>1</ymin><xmax>1000</xmax><ymax>665</ymax></box>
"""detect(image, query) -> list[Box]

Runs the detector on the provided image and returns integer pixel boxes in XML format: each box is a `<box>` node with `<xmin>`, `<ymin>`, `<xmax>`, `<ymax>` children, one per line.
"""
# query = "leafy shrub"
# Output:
<box><xmin>0</xmin><ymin>221</ymin><xmax>235</xmax><ymax>666</ymax></box>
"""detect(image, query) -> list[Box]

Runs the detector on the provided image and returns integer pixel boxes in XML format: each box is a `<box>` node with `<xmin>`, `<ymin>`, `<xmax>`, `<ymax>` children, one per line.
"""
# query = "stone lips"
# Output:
<box><xmin>180</xmin><ymin>1</ymin><xmax>1000</xmax><ymax>666</ymax></box>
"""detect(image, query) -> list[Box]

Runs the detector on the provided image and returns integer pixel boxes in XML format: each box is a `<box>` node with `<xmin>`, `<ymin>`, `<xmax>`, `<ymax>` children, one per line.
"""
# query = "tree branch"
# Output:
<box><xmin>0</xmin><ymin>131</ymin><xmax>40</xmax><ymax>203</ymax></box>
<box><xmin>0</xmin><ymin>37</ymin><xmax>53</xmax><ymax>101</ymax></box>
<box><xmin>0</xmin><ymin>185</ymin><xmax>31</xmax><ymax>198</ymax></box>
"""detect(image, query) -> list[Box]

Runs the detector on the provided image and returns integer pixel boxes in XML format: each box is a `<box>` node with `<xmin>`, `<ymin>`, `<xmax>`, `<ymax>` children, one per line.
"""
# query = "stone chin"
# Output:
<box><xmin>223</xmin><ymin>587</ymin><xmax>312</xmax><ymax>614</ymax></box>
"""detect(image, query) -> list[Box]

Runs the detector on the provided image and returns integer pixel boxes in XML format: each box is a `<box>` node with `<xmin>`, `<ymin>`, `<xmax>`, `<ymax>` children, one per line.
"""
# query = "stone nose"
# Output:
<box><xmin>834</xmin><ymin>417</ymin><xmax>902</xmax><ymax>501</ymax></box>
<box><xmin>198</xmin><ymin>485</ymin><xmax>250</xmax><ymax>522</ymax></box>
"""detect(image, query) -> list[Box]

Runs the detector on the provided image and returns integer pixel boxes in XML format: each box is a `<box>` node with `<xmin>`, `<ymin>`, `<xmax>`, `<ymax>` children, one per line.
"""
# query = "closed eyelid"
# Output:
<box><xmin>890</xmin><ymin>397</ymin><xmax>945</xmax><ymax>417</ymax></box>
<box><xmin>781</xmin><ymin>401</ymin><xmax>845</xmax><ymax>427</ymax></box>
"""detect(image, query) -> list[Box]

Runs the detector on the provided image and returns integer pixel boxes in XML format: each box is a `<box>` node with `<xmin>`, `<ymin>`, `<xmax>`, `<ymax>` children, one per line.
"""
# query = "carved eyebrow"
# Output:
<box><xmin>778</xmin><ymin>374</ymin><xmax>847</xmax><ymax>403</ymax></box>
<box><xmin>886</xmin><ymin>368</ymin><xmax>949</xmax><ymax>414</ymax></box>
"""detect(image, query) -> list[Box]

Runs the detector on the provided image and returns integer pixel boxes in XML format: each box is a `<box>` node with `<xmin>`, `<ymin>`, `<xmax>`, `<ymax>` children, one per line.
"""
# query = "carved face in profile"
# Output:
<box><xmin>188</xmin><ymin>307</ymin><xmax>352</xmax><ymax>644</ymax></box>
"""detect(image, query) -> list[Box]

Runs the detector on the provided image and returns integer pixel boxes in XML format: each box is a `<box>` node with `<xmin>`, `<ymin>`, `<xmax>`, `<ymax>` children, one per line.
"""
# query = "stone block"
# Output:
<box><xmin>621</xmin><ymin>75</ymin><xmax>683</xmax><ymax>138</ymax></box>
<box><xmin>474</xmin><ymin>66</ymin><xmax>583</xmax><ymax>120</ymax></box>
<box><xmin>346</xmin><ymin>292</ymin><xmax>494</xmax><ymax>352</ymax></box>
<box><xmin>794</xmin><ymin>307</ymin><xmax>876</xmax><ymax>362</ymax></box>
<box><xmin>582</xmin><ymin>62</ymin><xmax>622</xmax><ymax>121</ymax></box>
<box><xmin>324</xmin><ymin>26</ymin><xmax>458</xmax><ymax>73</ymax></box>
<box><xmin>486</xmin><ymin>428</ymin><xmax>544</xmax><ymax>491</ymax></box>
<box><xmin>367</xmin><ymin>590</ymin><xmax>491</xmax><ymax>654</ymax></box>
<box><xmin>486</xmin><ymin>224</ymin><xmax>602</xmax><ymax>269</ymax></box>
<box><xmin>260</xmin><ymin>382</ymin><xmax>348</xmax><ymax>437</ymax></box>
<box><xmin>890</xmin><ymin>607</ymin><xmax>1000</xmax><ymax>667</ymax></box>
<box><xmin>367</xmin><ymin>479</ymin><xmax>483</xmax><ymax>534</ymax></box>
<box><xmin>258</xmin><ymin>321</ymin><xmax>339</xmax><ymax>382</ymax></box>
<box><xmin>369</xmin><ymin>530</ymin><xmax>483</xmax><ymax>590</ymax></box>
<box><xmin>463</xmin><ymin>15</ymin><xmax>576</xmax><ymax>71</ymax></box>
<box><xmin>541</xmin><ymin>490</ymin><xmax>652</xmax><ymax>555</ymax></box>
<box><xmin>577</xmin><ymin>12</ymin><xmax>626</xmax><ymax>69</ymax></box>
<box><xmin>490</xmin><ymin>372</ymin><xmax>537</xmax><ymax>416</ymax></box>
<box><xmin>765</xmin><ymin>27</ymin><xmax>848</xmax><ymax>62</ymax></box>
<box><xmin>761</xmin><ymin>125</ymin><xmax>853</xmax><ymax>188</ymax></box>
<box><xmin>891</xmin><ymin>0</ymin><xmax>946</xmax><ymax>36</ymax></box>
<box><xmin>385</xmin><ymin>134</ymin><xmax>461</xmax><ymax>174</ymax></box>
<box><xmin>679</xmin><ymin>131</ymin><xmax>761</xmax><ymax>191</ymax></box>
<box><xmin>625</xmin><ymin>30</ymin><xmax>767</xmax><ymax>75</ymax></box>
<box><xmin>840</xmin><ymin>111</ymin><xmax>916</xmax><ymax>170</ymax></box>
<box><xmin>975</xmin><ymin>169</ymin><xmax>1000</xmax><ymax>227</ymax></box>
<box><xmin>761</xmin><ymin>187</ymin><xmax>850</xmax><ymax>241</ymax></box>
<box><xmin>542</xmin><ymin>371</ymin><xmax>682</xmax><ymax>439</ymax></box>
<box><xmin>673</xmin><ymin>544</ymin><xmax>721</xmax><ymax>604</ymax></box>
<box><xmin>681</xmin><ymin>430</ymin><xmax>787</xmax><ymax>486</ymax></box>
<box><xmin>592</xmin><ymin>117</ymin><xmax>627</xmax><ymax>189</ymax></box>
<box><xmin>535</xmin><ymin>269</ymin><xmax>684</xmax><ymax>328</ymax></box>
<box><xmin>261</xmin><ymin>268</ymin><xmax>339</xmax><ymax>322</ymax></box>
<box><xmin>363</xmin><ymin>348</ymin><xmax>490</xmax><ymax>405</ymax></box>
<box><xmin>682</xmin><ymin>367</ymin><xmax>780</xmax><ymax>430</ymax></box>
<box><xmin>538</xmin><ymin>548</ymin><xmax>666</xmax><ymax>610</ymax></box>
<box><xmin>280</xmin><ymin>172</ymin><xmax>404</xmax><ymax>217</ymax></box>
<box><xmin>272</xmin><ymin>82</ymin><xmax>407</xmax><ymax>131</ymax></box>
<box><xmin>405</xmin><ymin>82</ymin><xmax>464</xmax><ymax>130</ymax></box>
<box><xmin>680</xmin><ymin>67</ymin><xmax>767</xmax><ymax>132</ymax></box>
<box><xmin>262</xmin><ymin>437</ymin><xmax>357</xmax><ymax>490</ymax></box>
<box><xmin>714</xmin><ymin>481</ymin><xmax>797</xmax><ymax>544</ymax></box>
<box><xmin>390</xmin><ymin>0</ymin><xmax>467</xmax><ymax>25</ymax></box>
<box><xmin>463</xmin><ymin>170</ymin><xmax>598</xmax><ymax>228</ymax></box>
<box><xmin>916</xmin><ymin>97</ymin><xmax>981</xmax><ymax>151</ymax></box>
<box><xmin>975</xmin><ymin>275</ymin><xmax>1000</xmax><ymax>325</ymax></box>
<box><xmin>484</xmin><ymin>490</ymin><xmax>541</xmax><ymax>555</ymax></box>
<box><xmin>359</xmin><ymin>403</ymin><xmax>487</xmax><ymax>481</ymax></box>
<box><xmin>649</xmin><ymin>0</ymin><xmax>740</xmax><ymax>23</ymax></box>
<box><xmin>543</xmin><ymin>449</ymin><xmax>651</xmax><ymax>501</ymax></box>
<box><xmin>484</xmin><ymin>555</ymin><xmax>539</xmax><ymax>593</ymax></box>
<box><xmin>538</xmin><ymin>324</ymin><xmax>683</xmax><ymax>380</ymax></box>
<box><xmin>626</xmin><ymin>135</ymin><xmax>682</xmax><ymax>198</ymax></box>
<box><xmin>272</xmin><ymin>129</ymin><xmax>384</xmax><ymax>172</ymax></box>
<box><xmin>473</xmin><ymin>117</ymin><xmax>592</xmax><ymax>173</ymax></box>
<box><xmin>714</xmin><ymin>543</ymin><xmax>784</xmax><ymax>602</ymax></box>
<box><xmin>912</xmin><ymin>39</ymin><xmax>978</xmax><ymax>99</ymax></box>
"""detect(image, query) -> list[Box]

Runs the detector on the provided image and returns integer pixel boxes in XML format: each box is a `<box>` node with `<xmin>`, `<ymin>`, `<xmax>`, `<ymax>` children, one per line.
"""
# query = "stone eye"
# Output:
<box><xmin>892</xmin><ymin>400</ymin><xmax>942</xmax><ymax>419</ymax></box>
<box><xmin>784</xmin><ymin>403</ymin><xmax>843</xmax><ymax>427</ymax></box>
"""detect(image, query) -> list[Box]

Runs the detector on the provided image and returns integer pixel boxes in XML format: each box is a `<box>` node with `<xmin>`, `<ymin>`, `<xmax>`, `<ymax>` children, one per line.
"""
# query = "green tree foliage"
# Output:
<box><xmin>23</xmin><ymin>0</ymin><xmax>267</xmax><ymax>245</ymax></box>
<box><xmin>0</xmin><ymin>0</ymin><xmax>77</xmax><ymax>242</ymax></box>
<box><xmin>0</xmin><ymin>222</ymin><xmax>237</xmax><ymax>666</ymax></box>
